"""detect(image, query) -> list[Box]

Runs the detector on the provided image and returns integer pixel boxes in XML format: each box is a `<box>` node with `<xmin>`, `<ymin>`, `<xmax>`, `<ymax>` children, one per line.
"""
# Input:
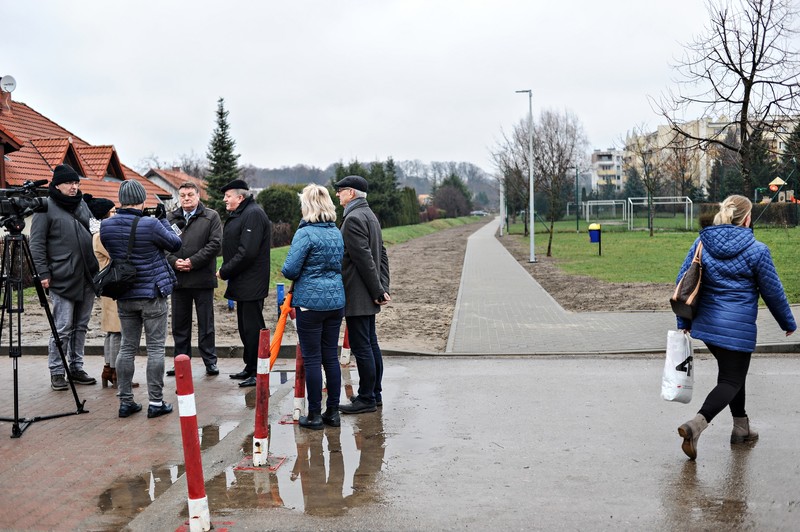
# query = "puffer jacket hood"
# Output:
<box><xmin>699</xmin><ymin>224</ymin><xmax>756</xmax><ymax>260</ymax></box>
<box><xmin>675</xmin><ymin>224</ymin><xmax>796</xmax><ymax>352</ymax></box>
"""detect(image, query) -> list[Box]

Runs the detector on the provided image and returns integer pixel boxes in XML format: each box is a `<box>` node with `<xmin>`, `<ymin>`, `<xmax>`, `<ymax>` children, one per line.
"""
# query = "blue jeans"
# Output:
<box><xmin>345</xmin><ymin>314</ymin><xmax>383</xmax><ymax>405</ymax></box>
<box><xmin>296</xmin><ymin>307</ymin><xmax>344</xmax><ymax>413</ymax></box>
<box><xmin>48</xmin><ymin>286</ymin><xmax>95</xmax><ymax>375</ymax></box>
<box><xmin>116</xmin><ymin>297</ymin><xmax>168</xmax><ymax>405</ymax></box>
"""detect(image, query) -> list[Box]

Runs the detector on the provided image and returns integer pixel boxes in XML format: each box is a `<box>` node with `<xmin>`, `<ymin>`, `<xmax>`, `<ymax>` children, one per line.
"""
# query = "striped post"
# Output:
<box><xmin>175</xmin><ymin>354</ymin><xmax>211</xmax><ymax>532</ymax></box>
<box><xmin>339</xmin><ymin>326</ymin><xmax>351</xmax><ymax>366</ymax></box>
<box><xmin>293</xmin><ymin>343</ymin><xmax>306</xmax><ymax>421</ymax></box>
<box><xmin>253</xmin><ymin>329</ymin><xmax>271</xmax><ymax>467</ymax></box>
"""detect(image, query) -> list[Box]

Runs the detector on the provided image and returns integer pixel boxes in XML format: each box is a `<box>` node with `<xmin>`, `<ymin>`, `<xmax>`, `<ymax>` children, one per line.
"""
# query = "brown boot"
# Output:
<box><xmin>101</xmin><ymin>365</ymin><xmax>114</xmax><ymax>388</ymax></box>
<box><xmin>678</xmin><ymin>413</ymin><xmax>708</xmax><ymax>460</ymax></box>
<box><xmin>731</xmin><ymin>416</ymin><xmax>758</xmax><ymax>444</ymax></box>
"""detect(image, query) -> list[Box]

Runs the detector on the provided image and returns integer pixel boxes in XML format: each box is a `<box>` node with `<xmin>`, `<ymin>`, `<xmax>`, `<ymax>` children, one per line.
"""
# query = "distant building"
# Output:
<box><xmin>590</xmin><ymin>149</ymin><xmax>624</xmax><ymax>193</ymax></box>
<box><xmin>145</xmin><ymin>167</ymin><xmax>209</xmax><ymax>205</ymax></box>
<box><xmin>0</xmin><ymin>79</ymin><xmax>170</xmax><ymax>208</ymax></box>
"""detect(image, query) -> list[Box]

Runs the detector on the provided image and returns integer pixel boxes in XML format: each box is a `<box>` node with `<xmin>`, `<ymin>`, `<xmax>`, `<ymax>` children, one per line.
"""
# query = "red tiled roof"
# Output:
<box><xmin>0</xmin><ymin>97</ymin><xmax>169</xmax><ymax>206</ymax></box>
<box><xmin>146</xmin><ymin>168</ymin><xmax>209</xmax><ymax>200</ymax></box>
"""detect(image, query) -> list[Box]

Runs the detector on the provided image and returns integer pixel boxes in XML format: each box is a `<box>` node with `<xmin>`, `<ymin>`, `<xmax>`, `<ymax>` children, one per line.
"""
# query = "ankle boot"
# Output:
<box><xmin>101</xmin><ymin>365</ymin><xmax>114</xmax><ymax>388</ymax></box>
<box><xmin>678</xmin><ymin>413</ymin><xmax>709</xmax><ymax>460</ymax></box>
<box><xmin>731</xmin><ymin>416</ymin><xmax>759</xmax><ymax>444</ymax></box>
<box><xmin>299</xmin><ymin>412</ymin><xmax>324</xmax><ymax>430</ymax></box>
<box><xmin>321</xmin><ymin>408</ymin><xmax>341</xmax><ymax>427</ymax></box>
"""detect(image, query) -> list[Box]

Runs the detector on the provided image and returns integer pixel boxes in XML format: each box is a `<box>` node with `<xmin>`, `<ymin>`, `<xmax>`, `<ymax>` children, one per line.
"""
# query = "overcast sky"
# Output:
<box><xmin>4</xmin><ymin>1</ymin><xmax>712</xmax><ymax>174</ymax></box>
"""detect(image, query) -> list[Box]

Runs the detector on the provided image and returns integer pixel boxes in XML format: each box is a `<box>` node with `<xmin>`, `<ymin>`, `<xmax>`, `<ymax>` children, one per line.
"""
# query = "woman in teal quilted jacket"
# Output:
<box><xmin>675</xmin><ymin>195</ymin><xmax>796</xmax><ymax>460</ymax></box>
<box><xmin>281</xmin><ymin>184</ymin><xmax>345</xmax><ymax>430</ymax></box>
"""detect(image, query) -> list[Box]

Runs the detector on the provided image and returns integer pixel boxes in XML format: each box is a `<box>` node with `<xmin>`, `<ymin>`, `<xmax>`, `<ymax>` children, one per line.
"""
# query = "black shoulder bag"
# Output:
<box><xmin>93</xmin><ymin>217</ymin><xmax>139</xmax><ymax>300</ymax></box>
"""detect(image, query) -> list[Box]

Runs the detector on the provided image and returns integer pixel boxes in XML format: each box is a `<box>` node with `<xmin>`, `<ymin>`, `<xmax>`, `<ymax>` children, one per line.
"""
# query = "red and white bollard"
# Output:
<box><xmin>253</xmin><ymin>329</ymin><xmax>271</xmax><ymax>467</ymax></box>
<box><xmin>293</xmin><ymin>343</ymin><xmax>306</xmax><ymax>421</ymax></box>
<box><xmin>175</xmin><ymin>354</ymin><xmax>211</xmax><ymax>532</ymax></box>
<box><xmin>339</xmin><ymin>326</ymin><xmax>351</xmax><ymax>366</ymax></box>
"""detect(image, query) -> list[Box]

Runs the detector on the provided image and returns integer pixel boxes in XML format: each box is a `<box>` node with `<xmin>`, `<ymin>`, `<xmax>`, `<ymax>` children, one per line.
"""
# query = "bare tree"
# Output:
<box><xmin>531</xmin><ymin>109</ymin><xmax>589</xmax><ymax>256</ymax></box>
<box><xmin>663</xmin><ymin>135</ymin><xmax>701</xmax><ymax>197</ymax></box>
<box><xmin>657</xmin><ymin>0</ymin><xmax>800</xmax><ymax>195</ymax></box>
<box><xmin>624</xmin><ymin>125</ymin><xmax>666</xmax><ymax>237</ymax></box>
<box><xmin>491</xmin><ymin>119</ymin><xmax>532</xmax><ymax>233</ymax></box>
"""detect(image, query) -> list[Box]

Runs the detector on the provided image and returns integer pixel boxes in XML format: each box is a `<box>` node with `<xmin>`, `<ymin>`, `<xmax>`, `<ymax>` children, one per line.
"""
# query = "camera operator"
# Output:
<box><xmin>30</xmin><ymin>164</ymin><xmax>99</xmax><ymax>391</ymax></box>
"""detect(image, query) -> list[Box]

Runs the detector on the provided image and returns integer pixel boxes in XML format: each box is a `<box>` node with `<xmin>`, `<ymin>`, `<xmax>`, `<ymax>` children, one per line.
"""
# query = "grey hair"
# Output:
<box><xmin>353</xmin><ymin>189</ymin><xmax>367</xmax><ymax>199</ymax></box>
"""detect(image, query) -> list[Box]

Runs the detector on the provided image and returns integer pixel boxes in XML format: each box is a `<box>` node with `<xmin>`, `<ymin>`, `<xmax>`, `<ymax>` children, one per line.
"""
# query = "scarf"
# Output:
<box><xmin>48</xmin><ymin>183</ymin><xmax>83</xmax><ymax>212</ymax></box>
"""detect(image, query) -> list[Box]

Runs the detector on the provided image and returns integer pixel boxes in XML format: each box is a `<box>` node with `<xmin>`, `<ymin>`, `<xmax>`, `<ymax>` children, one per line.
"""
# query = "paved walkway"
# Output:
<box><xmin>446</xmin><ymin>217</ymin><xmax>799</xmax><ymax>354</ymax></box>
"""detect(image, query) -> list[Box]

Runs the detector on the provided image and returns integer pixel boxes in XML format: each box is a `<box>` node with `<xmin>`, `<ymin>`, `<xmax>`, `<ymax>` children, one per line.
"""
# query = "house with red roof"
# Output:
<box><xmin>145</xmin><ymin>167</ymin><xmax>209</xmax><ymax>202</ymax></box>
<box><xmin>0</xmin><ymin>82</ymin><xmax>170</xmax><ymax>207</ymax></box>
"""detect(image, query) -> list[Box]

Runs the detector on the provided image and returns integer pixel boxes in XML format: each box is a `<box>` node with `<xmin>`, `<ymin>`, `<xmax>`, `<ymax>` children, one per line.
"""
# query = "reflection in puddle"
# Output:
<box><xmin>207</xmin><ymin>413</ymin><xmax>386</xmax><ymax>516</ymax></box>
<box><xmin>97</xmin><ymin>462</ymin><xmax>186</xmax><ymax>528</ymax></box>
<box><xmin>199</xmin><ymin>421</ymin><xmax>240</xmax><ymax>451</ymax></box>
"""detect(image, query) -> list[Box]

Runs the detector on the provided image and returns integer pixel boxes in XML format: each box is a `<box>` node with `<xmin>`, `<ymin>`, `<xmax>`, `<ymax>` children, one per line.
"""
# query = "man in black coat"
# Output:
<box><xmin>166</xmin><ymin>182</ymin><xmax>222</xmax><ymax>377</ymax></box>
<box><xmin>216</xmin><ymin>179</ymin><xmax>271</xmax><ymax>387</ymax></box>
<box><xmin>333</xmin><ymin>175</ymin><xmax>391</xmax><ymax>414</ymax></box>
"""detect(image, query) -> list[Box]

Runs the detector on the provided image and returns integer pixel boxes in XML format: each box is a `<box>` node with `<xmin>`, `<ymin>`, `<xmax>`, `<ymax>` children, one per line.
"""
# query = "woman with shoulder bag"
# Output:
<box><xmin>281</xmin><ymin>184</ymin><xmax>345</xmax><ymax>430</ymax></box>
<box><xmin>674</xmin><ymin>195</ymin><xmax>796</xmax><ymax>460</ymax></box>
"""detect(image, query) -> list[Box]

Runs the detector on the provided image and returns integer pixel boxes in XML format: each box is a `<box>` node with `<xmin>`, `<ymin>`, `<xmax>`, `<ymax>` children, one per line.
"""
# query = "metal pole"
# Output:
<box><xmin>575</xmin><ymin>167</ymin><xmax>579</xmax><ymax>232</ymax></box>
<box><xmin>499</xmin><ymin>180</ymin><xmax>504</xmax><ymax>237</ymax></box>
<box><xmin>516</xmin><ymin>89</ymin><xmax>535</xmax><ymax>262</ymax></box>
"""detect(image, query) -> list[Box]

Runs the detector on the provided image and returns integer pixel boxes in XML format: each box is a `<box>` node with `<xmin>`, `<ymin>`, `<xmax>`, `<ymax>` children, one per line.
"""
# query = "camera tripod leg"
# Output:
<box><xmin>0</xmin><ymin>234</ymin><xmax>88</xmax><ymax>438</ymax></box>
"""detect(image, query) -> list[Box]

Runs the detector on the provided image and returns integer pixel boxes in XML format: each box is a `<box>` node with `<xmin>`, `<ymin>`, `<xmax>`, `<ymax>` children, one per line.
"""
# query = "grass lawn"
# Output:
<box><xmin>506</xmin><ymin>222</ymin><xmax>799</xmax><ymax>304</ymax></box>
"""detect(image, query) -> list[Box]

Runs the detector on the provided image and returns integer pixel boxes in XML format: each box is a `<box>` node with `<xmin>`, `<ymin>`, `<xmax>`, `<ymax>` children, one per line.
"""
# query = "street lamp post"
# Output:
<box><xmin>516</xmin><ymin>89</ymin><xmax>535</xmax><ymax>263</ymax></box>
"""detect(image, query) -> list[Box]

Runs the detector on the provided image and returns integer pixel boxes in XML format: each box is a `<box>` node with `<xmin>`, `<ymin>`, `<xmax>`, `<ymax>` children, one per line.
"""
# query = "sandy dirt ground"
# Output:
<box><xmin>12</xmin><ymin>219</ymin><xmax>672</xmax><ymax>354</ymax></box>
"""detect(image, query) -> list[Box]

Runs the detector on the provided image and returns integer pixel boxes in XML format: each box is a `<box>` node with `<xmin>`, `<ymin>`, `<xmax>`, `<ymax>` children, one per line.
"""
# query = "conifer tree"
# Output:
<box><xmin>205</xmin><ymin>98</ymin><xmax>240</xmax><ymax>215</ymax></box>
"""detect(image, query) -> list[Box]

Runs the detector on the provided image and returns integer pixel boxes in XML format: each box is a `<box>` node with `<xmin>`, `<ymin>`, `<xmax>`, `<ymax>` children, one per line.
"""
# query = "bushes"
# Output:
<box><xmin>699</xmin><ymin>201</ymin><xmax>798</xmax><ymax>227</ymax></box>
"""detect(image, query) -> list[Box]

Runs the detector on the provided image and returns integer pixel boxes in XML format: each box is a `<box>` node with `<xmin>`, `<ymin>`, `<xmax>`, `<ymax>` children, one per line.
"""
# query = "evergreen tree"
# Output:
<box><xmin>622</xmin><ymin>167</ymin><xmax>645</xmax><ymax>198</ymax></box>
<box><xmin>205</xmin><ymin>98</ymin><xmax>241</xmax><ymax>215</ymax></box>
<box><xmin>744</xmin><ymin>129</ymin><xmax>777</xmax><ymax>195</ymax></box>
<box><xmin>779</xmin><ymin>121</ymin><xmax>800</xmax><ymax>182</ymax></box>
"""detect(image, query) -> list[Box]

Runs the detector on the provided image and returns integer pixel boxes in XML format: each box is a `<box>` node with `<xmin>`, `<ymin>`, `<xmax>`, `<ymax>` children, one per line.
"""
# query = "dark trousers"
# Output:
<box><xmin>345</xmin><ymin>314</ymin><xmax>383</xmax><ymax>405</ymax></box>
<box><xmin>236</xmin><ymin>299</ymin><xmax>265</xmax><ymax>374</ymax></box>
<box><xmin>296</xmin><ymin>307</ymin><xmax>344</xmax><ymax>413</ymax></box>
<box><xmin>699</xmin><ymin>344</ymin><xmax>752</xmax><ymax>422</ymax></box>
<box><xmin>171</xmin><ymin>288</ymin><xmax>217</xmax><ymax>367</ymax></box>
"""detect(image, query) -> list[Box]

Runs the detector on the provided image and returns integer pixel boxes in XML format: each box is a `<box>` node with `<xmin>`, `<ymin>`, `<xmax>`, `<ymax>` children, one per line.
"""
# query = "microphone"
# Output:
<box><xmin>27</xmin><ymin>179</ymin><xmax>49</xmax><ymax>188</ymax></box>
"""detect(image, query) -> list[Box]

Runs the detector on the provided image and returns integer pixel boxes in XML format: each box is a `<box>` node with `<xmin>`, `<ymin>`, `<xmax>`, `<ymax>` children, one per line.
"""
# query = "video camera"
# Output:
<box><xmin>0</xmin><ymin>179</ymin><xmax>48</xmax><ymax>233</ymax></box>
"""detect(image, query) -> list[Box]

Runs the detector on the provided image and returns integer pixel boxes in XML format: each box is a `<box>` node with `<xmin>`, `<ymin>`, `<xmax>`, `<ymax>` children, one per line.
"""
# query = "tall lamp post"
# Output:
<box><xmin>516</xmin><ymin>89</ymin><xmax>535</xmax><ymax>262</ymax></box>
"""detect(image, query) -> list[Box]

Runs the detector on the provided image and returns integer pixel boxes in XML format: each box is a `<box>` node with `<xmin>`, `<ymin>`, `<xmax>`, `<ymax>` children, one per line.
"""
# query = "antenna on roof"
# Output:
<box><xmin>0</xmin><ymin>75</ymin><xmax>17</xmax><ymax>93</ymax></box>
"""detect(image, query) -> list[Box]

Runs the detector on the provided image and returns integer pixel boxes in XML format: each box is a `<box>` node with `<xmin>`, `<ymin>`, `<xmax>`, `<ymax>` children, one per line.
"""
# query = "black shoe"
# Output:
<box><xmin>238</xmin><ymin>375</ymin><xmax>257</xmax><ymax>387</ymax></box>
<box><xmin>340</xmin><ymin>397</ymin><xmax>377</xmax><ymax>414</ymax></box>
<box><xmin>206</xmin><ymin>364</ymin><xmax>219</xmax><ymax>376</ymax></box>
<box><xmin>299</xmin><ymin>412</ymin><xmax>324</xmax><ymax>430</ymax></box>
<box><xmin>51</xmin><ymin>374</ymin><xmax>68</xmax><ymax>391</ymax></box>
<box><xmin>230</xmin><ymin>369</ymin><xmax>252</xmax><ymax>380</ymax></box>
<box><xmin>147</xmin><ymin>402</ymin><xmax>173</xmax><ymax>418</ymax></box>
<box><xmin>166</xmin><ymin>367</ymin><xmax>176</xmax><ymax>377</ymax></box>
<box><xmin>119</xmin><ymin>402</ymin><xmax>142</xmax><ymax>418</ymax></box>
<box><xmin>351</xmin><ymin>394</ymin><xmax>383</xmax><ymax>408</ymax></box>
<box><xmin>70</xmin><ymin>369</ymin><xmax>97</xmax><ymax>385</ymax></box>
<box><xmin>322</xmin><ymin>408</ymin><xmax>341</xmax><ymax>427</ymax></box>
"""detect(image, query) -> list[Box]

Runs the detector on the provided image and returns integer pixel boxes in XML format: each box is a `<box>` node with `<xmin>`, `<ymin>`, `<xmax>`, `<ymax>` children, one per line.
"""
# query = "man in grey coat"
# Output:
<box><xmin>333</xmin><ymin>175</ymin><xmax>391</xmax><ymax>414</ymax></box>
<box><xmin>30</xmin><ymin>164</ymin><xmax>99</xmax><ymax>390</ymax></box>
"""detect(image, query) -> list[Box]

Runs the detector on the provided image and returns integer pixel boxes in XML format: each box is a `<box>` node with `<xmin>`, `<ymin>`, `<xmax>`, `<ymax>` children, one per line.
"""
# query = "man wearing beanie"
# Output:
<box><xmin>216</xmin><ymin>179</ymin><xmax>271</xmax><ymax>387</ymax></box>
<box><xmin>100</xmin><ymin>179</ymin><xmax>182</xmax><ymax>419</ymax></box>
<box><xmin>31</xmin><ymin>164</ymin><xmax>100</xmax><ymax>390</ymax></box>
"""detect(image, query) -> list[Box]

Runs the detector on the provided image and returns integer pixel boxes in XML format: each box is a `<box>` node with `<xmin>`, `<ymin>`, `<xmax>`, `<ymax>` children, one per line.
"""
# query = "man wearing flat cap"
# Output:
<box><xmin>216</xmin><ymin>179</ymin><xmax>271</xmax><ymax>387</ymax></box>
<box><xmin>333</xmin><ymin>175</ymin><xmax>391</xmax><ymax>414</ymax></box>
<box><xmin>31</xmin><ymin>164</ymin><xmax>99</xmax><ymax>390</ymax></box>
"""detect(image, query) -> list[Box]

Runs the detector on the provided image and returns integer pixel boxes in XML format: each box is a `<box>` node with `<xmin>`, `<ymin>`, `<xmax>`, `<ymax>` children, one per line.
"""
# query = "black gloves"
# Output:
<box><xmin>154</xmin><ymin>204</ymin><xmax>167</xmax><ymax>219</ymax></box>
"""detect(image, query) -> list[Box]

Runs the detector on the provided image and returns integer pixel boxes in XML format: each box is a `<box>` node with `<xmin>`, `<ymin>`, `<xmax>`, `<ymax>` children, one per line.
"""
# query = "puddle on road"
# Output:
<box><xmin>206</xmin><ymin>413</ymin><xmax>387</xmax><ymax>517</ymax></box>
<box><xmin>97</xmin><ymin>420</ymin><xmax>240</xmax><ymax>526</ymax></box>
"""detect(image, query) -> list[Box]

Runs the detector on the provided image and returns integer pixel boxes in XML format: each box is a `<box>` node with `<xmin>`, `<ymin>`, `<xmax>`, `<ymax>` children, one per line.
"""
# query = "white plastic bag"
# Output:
<box><xmin>661</xmin><ymin>330</ymin><xmax>694</xmax><ymax>403</ymax></box>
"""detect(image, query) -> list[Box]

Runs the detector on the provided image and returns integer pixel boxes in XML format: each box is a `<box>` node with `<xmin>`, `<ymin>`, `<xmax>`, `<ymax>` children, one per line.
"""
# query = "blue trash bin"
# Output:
<box><xmin>588</xmin><ymin>223</ymin><xmax>601</xmax><ymax>243</ymax></box>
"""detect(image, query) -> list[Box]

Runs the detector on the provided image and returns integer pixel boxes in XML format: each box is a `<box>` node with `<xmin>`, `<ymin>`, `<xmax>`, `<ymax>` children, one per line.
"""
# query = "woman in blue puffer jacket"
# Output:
<box><xmin>675</xmin><ymin>195</ymin><xmax>796</xmax><ymax>460</ymax></box>
<box><xmin>281</xmin><ymin>184</ymin><xmax>345</xmax><ymax>430</ymax></box>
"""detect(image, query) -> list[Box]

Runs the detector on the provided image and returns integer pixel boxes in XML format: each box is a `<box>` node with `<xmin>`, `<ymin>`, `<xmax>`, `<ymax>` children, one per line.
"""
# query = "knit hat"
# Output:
<box><xmin>85</xmin><ymin>195</ymin><xmax>115</xmax><ymax>220</ymax></box>
<box><xmin>118</xmin><ymin>179</ymin><xmax>147</xmax><ymax>205</ymax></box>
<box><xmin>51</xmin><ymin>164</ymin><xmax>82</xmax><ymax>187</ymax></box>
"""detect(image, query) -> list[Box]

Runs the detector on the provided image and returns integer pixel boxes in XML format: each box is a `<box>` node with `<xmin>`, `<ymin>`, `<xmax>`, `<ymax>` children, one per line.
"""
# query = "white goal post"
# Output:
<box><xmin>627</xmin><ymin>196</ymin><xmax>693</xmax><ymax>231</ymax></box>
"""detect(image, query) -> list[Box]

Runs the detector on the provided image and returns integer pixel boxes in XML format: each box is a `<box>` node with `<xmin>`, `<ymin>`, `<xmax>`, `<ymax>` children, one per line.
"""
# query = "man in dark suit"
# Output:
<box><xmin>333</xmin><ymin>175</ymin><xmax>390</xmax><ymax>414</ymax></box>
<box><xmin>166</xmin><ymin>182</ymin><xmax>222</xmax><ymax>377</ymax></box>
<box><xmin>216</xmin><ymin>179</ymin><xmax>271</xmax><ymax>387</ymax></box>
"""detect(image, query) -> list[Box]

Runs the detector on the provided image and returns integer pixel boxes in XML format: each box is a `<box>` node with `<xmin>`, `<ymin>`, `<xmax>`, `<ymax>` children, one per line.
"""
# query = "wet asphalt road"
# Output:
<box><xmin>128</xmin><ymin>355</ymin><xmax>800</xmax><ymax>531</ymax></box>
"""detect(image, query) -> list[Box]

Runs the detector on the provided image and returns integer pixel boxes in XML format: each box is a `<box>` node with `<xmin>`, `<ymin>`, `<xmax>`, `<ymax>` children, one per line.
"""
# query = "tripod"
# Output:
<box><xmin>0</xmin><ymin>215</ymin><xmax>88</xmax><ymax>438</ymax></box>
